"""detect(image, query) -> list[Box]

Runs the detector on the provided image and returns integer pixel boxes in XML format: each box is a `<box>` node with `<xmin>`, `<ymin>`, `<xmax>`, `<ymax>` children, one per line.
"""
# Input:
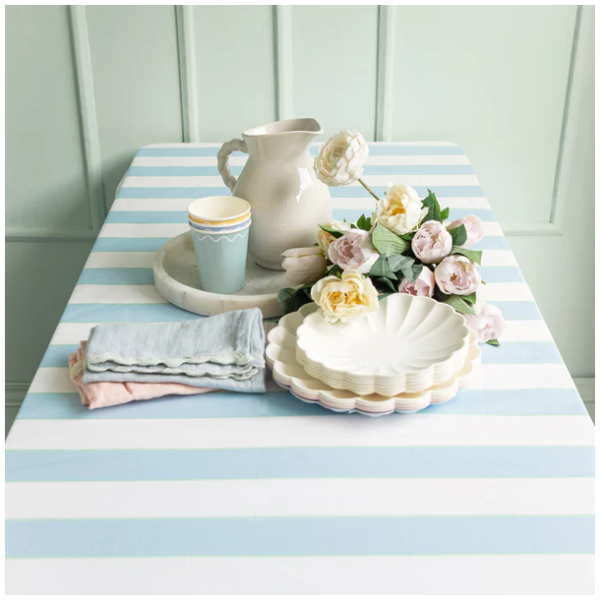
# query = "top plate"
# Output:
<box><xmin>153</xmin><ymin>232</ymin><xmax>286</xmax><ymax>318</ymax></box>
<box><xmin>295</xmin><ymin>293</ymin><xmax>470</xmax><ymax>395</ymax></box>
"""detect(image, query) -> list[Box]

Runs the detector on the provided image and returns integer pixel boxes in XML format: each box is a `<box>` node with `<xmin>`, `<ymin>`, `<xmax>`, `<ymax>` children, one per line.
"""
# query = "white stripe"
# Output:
<box><xmin>99</xmin><ymin>222</ymin><xmax>502</xmax><ymax>240</ymax></box>
<box><xmin>6</xmin><ymin>413</ymin><xmax>593</xmax><ymax>450</ymax></box>
<box><xmin>49</xmin><ymin>319</ymin><xmax>550</xmax><ymax>346</ymax></box>
<box><xmin>99</xmin><ymin>223</ymin><xmax>188</xmax><ymax>238</ymax></box>
<box><xmin>480</xmin><ymin>249</ymin><xmax>518</xmax><ymax>267</ymax></box>
<box><xmin>69</xmin><ymin>284</ymin><xmax>166</xmax><ymax>304</ymax></box>
<box><xmin>131</xmin><ymin>154</ymin><xmax>471</xmax><ymax>168</ymax></box>
<box><xmin>28</xmin><ymin>362</ymin><xmax>574</xmax><ymax>396</ymax></box>
<box><xmin>5</xmin><ymin>555</ymin><xmax>594</xmax><ymax>595</ymax></box>
<box><xmin>477</xmin><ymin>282</ymin><xmax>534</xmax><ymax>302</ymax></box>
<box><xmin>121</xmin><ymin>174</ymin><xmax>481</xmax><ymax>188</ymax></box>
<box><xmin>111</xmin><ymin>195</ymin><xmax>491</xmax><ymax>212</ymax></box>
<box><xmin>6</xmin><ymin>478</ymin><xmax>593</xmax><ymax>519</ymax></box>
<box><xmin>501</xmin><ymin>320</ymin><xmax>553</xmax><ymax>342</ymax></box>
<box><xmin>85</xmin><ymin>252</ymin><xmax>154</xmax><ymax>268</ymax></box>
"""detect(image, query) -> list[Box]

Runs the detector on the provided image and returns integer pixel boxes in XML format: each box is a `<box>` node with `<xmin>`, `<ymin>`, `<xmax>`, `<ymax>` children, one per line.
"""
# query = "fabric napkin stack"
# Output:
<box><xmin>68</xmin><ymin>308</ymin><xmax>266</xmax><ymax>410</ymax></box>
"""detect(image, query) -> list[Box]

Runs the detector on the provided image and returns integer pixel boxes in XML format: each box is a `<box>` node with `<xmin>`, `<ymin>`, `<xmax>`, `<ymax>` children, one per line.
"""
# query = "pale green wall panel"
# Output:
<box><xmin>5</xmin><ymin>242</ymin><xmax>93</xmax><ymax>384</ymax></box>
<box><xmin>87</xmin><ymin>5</ymin><xmax>183</xmax><ymax>209</ymax></box>
<box><xmin>508</xmin><ymin>47</ymin><xmax>595</xmax><ymax>378</ymax></box>
<box><xmin>291</xmin><ymin>6</ymin><xmax>378</xmax><ymax>140</ymax></box>
<box><xmin>6</xmin><ymin>6</ymin><xmax>91</xmax><ymax>233</ymax></box>
<box><xmin>194</xmin><ymin>6</ymin><xmax>276</xmax><ymax>140</ymax></box>
<box><xmin>391</xmin><ymin>6</ymin><xmax>576</xmax><ymax>229</ymax></box>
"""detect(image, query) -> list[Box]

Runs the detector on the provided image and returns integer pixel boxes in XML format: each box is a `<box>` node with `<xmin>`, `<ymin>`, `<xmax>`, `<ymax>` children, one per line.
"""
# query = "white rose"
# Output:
<box><xmin>317</xmin><ymin>220</ymin><xmax>352</xmax><ymax>252</ymax></box>
<box><xmin>311</xmin><ymin>269</ymin><xmax>379</xmax><ymax>323</ymax></box>
<box><xmin>314</xmin><ymin>130</ymin><xmax>369</xmax><ymax>187</ymax></box>
<box><xmin>372</xmin><ymin>184</ymin><xmax>422</xmax><ymax>236</ymax></box>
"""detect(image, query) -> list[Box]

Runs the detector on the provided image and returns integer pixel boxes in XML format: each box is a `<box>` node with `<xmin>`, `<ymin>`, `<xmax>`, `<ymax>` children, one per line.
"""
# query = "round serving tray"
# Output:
<box><xmin>153</xmin><ymin>232</ymin><xmax>286</xmax><ymax>318</ymax></box>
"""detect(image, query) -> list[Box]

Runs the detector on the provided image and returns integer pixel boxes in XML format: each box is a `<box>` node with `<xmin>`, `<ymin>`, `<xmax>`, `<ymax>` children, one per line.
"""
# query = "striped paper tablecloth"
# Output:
<box><xmin>6</xmin><ymin>143</ymin><xmax>594</xmax><ymax>595</ymax></box>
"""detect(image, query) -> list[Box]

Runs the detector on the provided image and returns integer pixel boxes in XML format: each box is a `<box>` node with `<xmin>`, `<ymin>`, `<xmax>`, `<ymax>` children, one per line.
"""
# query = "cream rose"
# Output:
<box><xmin>447</xmin><ymin>215</ymin><xmax>485</xmax><ymax>248</ymax></box>
<box><xmin>281</xmin><ymin>247</ymin><xmax>327</xmax><ymax>287</ymax></box>
<box><xmin>372</xmin><ymin>184</ymin><xmax>422</xmax><ymax>236</ymax></box>
<box><xmin>463</xmin><ymin>300</ymin><xmax>505</xmax><ymax>343</ymax></box>
<box><xmin>328</xmin><ymin>230</ymin><xmax>380</xmax><ymax>274</ymax></box>
<box><xmin>317</xmin><ymin>220</ymin><xmax>352</xmax><ymax>252</ymax></box>
<box><xmin>314</xmin><ymin>130</ymin><xmax>369</xmax><ymax>187</ymax></box>
<box><xmin>398</xmin><ymin>267</ymin><xmax>435</xmax><ymax>297</ymax></box>
<box><xmin>411</xmin><ymin>221</ymin><xmax>453</xmax><ymax>264</ymax></box>
<box><xmin>435</xmin><ymin>255</ymin><xmax>481</xmax><ymax>296</ymax></box>
<box><xmin>311</xmin><ymin>269</ymin><xmax>379</xmax><ymax>323</ymax></box>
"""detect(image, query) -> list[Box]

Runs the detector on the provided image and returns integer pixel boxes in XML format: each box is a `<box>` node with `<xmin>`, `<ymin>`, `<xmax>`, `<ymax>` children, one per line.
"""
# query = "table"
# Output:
<box><xmin>6</xmin><ymin>142</ymin><xmax>594</xmax><ymax>594</ymax></box>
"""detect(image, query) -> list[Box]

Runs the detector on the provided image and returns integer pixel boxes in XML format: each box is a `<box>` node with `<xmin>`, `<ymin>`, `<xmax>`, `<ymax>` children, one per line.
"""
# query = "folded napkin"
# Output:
<box><xmin>69</xmin><ymin>342</ymin><xmax>212</xmax><ymax>410</ymax></box>
<box><xmin>82</xmin><ymin>308</ymin><xmax>266</xmax><ymax>393</ymax></box>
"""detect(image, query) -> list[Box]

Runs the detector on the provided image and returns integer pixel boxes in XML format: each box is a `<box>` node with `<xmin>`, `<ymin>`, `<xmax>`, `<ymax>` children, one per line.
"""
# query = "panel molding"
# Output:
<box><xmin>504</xmin><ymin>6</ymin><xmax>591</xmax><ymax>237</ymax></box>
<box><xmin>274</xmin><ymin>5</ymin><xmax>293</xmax><ymax>120</ymax></box>
<box><xmin>176</xmin><ymin>5</ymin><xmax>200</xmax><ymax>142</ymax></box>
<box><xmin>5</xmin><ymin>383</ymin><xmax>28</xmax><ymax>407</ymax></box>
<box><xmin>375</xmin><ymin>5</ymin><xmax>395</xmax><ymax>142</ymax></box>
<box><xmin>5</xmin><ymin>230</ymin><xmax>97</xmax><ymax>243</ymax></box>
<box><xmin>69</xmin><ymin>5</ymin><xmax>106</xmax><ymax>226</ymax></box>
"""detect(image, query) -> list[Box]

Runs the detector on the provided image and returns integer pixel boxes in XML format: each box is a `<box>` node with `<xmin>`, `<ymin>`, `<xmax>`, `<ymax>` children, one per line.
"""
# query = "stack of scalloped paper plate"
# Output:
<box><xmin>266</xmin><ymin>294</ymin><xmax>480</xmax><ymax>417</ymax></box>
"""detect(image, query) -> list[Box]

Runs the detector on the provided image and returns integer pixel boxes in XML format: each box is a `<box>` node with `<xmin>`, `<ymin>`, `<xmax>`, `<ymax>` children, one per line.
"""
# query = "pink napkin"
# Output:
<box><xmin>68</xmin><ymin>341</ymin><xmax>214</xmax><ymax>410</ymax></box>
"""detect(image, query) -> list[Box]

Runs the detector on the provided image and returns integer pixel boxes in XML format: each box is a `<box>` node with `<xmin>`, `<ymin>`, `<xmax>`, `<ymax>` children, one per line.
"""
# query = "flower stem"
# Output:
<box><xmin>358</xmin><ymin>178</ymin><xmax>381</xmax><ymax>201</ymax></box>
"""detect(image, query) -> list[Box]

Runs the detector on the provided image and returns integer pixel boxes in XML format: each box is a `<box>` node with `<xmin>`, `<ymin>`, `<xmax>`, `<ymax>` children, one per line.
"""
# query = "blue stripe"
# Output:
<box><xmin>117</xmin><ymin>186</ymin><xmax>485</xmax><ymax>200</ymax></box>
<box><xmin>78</xmin><ymin>268</ymin><xmax>155</xmax><ymax>285</ymax></box>
<box><xmin>6</xmin><ymin>446</ymin><xmax>593</xmax><ymax>482</ymax></box>
<box><xmin>61</xmin><ymin>303</ymin><xmax>196</xmax><ymax>323</ymax></box>
<box><xmin>135</xmin><ymin>145</ymin><xmax>465</xmax><ymax>158</ymax></box>
<box><xmin>127</xmin><ymin>164</ymin><xmax>475</xmax><ymax>177</ymax></box>
<box><xmin>478</xmin><ymin>266</ymin><xmax>524</xmax><ymax>283</ymax></box>
<box><xmin>92</xmin><ymin>238</ymin><xmax>170</xmax><ymax>252</ymax></box>
<box><xmin>17</xmin><ymin>387</ymin><xmax>587</xmax><ymax>420</ymax></box>
<box><xmin>6</xmin><ymin>515</ymin><xmax>593</xmax><ymax>558</ymax></box>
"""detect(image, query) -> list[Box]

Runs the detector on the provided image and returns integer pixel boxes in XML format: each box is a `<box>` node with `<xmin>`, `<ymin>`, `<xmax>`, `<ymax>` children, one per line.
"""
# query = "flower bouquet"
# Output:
<box><xmin>278</xmin><ymin>130</ymin><xmax>504</xmax><ymax>345</ymax></box>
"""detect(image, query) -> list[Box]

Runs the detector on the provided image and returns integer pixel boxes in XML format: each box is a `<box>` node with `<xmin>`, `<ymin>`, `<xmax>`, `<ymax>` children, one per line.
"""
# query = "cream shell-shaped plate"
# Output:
<box><xmin>295</xmin><ymin>294</ymin><xmax>470</xmax><ymax>396</ymax></box>
<box><xmin>266</xmin><ymin>303</ymin><xmax>481</xmax><ymax>417</ymax></box>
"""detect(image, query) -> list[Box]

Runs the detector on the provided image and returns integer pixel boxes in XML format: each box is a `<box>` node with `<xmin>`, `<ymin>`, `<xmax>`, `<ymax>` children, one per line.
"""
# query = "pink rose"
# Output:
<box><xmin>398</xmin><ymin>267</ymin><xmax>435</xmax><ymax>297</ymax></box>
<box><xmin>447</xmin><ymin>215</ymin><xmax>485</xmax><ymax>248</ymax></box>
<box><xmin>463</xmin><ymin>300</ymin><xmax>505</xmax><ymax>343</ymax></box>
<box><xmin>282</xmin><ymin>247</ymin><xmax>327</xmax><ymax>287</ymax></box>
<box><xmin>411</xmin><ymin>221</ymin><xmax>452</xmax><ymax>264</ymax></box>
<box><xmin>328</xmin><ymin>229</ymin><xmax>380</xmax><ymax>274</ymax></box>
<box><xmin>435</xmin><ymin>255</ymin><xmax>481</xmax><ymax>295</ymax></box>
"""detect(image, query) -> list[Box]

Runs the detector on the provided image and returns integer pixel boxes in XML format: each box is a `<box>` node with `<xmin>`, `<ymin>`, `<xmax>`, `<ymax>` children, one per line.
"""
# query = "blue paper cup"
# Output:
<box><xmin>190</xmin><ymin>223</ymin><xmax>250</xmax><ymax>294</ymax></box>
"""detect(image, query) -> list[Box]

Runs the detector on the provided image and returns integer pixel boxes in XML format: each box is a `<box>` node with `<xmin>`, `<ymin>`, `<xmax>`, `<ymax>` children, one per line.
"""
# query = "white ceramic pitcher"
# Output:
<box><xmin>217</xmin><ymin>118</ymin><xmax>331</xmax><ymax>270</ymax></box>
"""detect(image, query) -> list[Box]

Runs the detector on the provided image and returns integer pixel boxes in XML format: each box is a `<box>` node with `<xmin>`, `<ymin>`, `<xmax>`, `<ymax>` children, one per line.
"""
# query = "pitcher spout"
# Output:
<box><xmin>242</xmin><ymin>118</ymin><xmax>322</xmax><ymax>159</ymax></box>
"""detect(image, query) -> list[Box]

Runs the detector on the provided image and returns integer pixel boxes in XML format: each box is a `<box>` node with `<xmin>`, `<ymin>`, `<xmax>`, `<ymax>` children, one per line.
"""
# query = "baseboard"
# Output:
<box><xmin>5</xmin><ymin>383</ymin><xmax>28</xmax><ymax>407</ymax></box>
<box><xmin>573</xmin><ymin>378</ymin><xmax>595</xmax><ymax>403</ymax></box>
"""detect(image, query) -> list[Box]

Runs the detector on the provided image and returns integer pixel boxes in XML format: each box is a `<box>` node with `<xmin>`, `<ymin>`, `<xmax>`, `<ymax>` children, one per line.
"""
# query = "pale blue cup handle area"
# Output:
<box><xmin>190</xmin><ymin>227</ymin><xmax>249</xmax><ymax>294</ymax></box>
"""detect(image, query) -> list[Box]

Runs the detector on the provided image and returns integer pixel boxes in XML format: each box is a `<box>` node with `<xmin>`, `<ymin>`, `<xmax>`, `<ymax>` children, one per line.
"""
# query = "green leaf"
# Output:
<box><xmin>449</xmin><ymin>223</ymin><xmax>467</xmax><ymax>247</ymax></box>
<box><xmin>356</xmin><ymin>214</ymin><xmax>372</xmax><ymax>231</ymax></box>
<box><xmin>486</xmin><ymin>338</ymin><xmax>500</xmax><ymax>347</ymax></box>
<box><xmin>371</xmin><ymin>223</ymin><xmax>409</xmax><ymax>257</ymax></box>
<box><xmin>408</xmin><ymin>262</ymin><xmax>424</xmax><ymax>282</ymax></box>
<box><xmin>327</xmin><ymin>264</ymin><xmax>343</xmax><ymax>278</ymax></box>
<box><xmin>462</xmin><ymin>291</ymin><xmax>476</xmax><ymax>305</ymax></box>
<box><xmin>440</xmin><ymin>207</ymin><xmax>450</xmax><ymax>221</ymax></box>
<box><xmin>450</xmin><ymin>246</ymin><xmax>482</xmax><ymax>265</ymax></box>
<box><xmin>376</xmin><ymin>276</ymin><xmax>397</xmax><ymax>293</ymax></box>
<box><xmin>441</xmin><ymin>294</ymin><xmax>476</xmax><ymax>315</ymax></box>
<box><xmin>400</xmin><ymin>232</ymin><xmax>415</xmax><ymax>241</ymax></box>
<box><xmin>277</xmin><ymin>287</ymin><xmax>298</xmax><ymax>315</ymax></box>
<box><xmin>369</xmin><ymin>256</ymin><xmax>398</xmax><ymax>280</ymax></box>
<box><xmin>319</xmin><ymin>224</ymin><xmax>344</xmax><ymax>239</ymax></box>
<box><xmin>387</xmin><ymin>254</ymin><xmax>423</xmax><ymax>283</ymax></box>
<box><xmin>421</xmin><ymin>189</ymin><xmax>442</xmax><ymax>223</ymax></box>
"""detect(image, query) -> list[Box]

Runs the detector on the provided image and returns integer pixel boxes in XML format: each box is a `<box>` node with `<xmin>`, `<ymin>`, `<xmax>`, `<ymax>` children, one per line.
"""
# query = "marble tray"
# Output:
<box><xmin>153</xmin><ymin>232</ymin><xmax>286</xmax><ymax>318</ymax></box>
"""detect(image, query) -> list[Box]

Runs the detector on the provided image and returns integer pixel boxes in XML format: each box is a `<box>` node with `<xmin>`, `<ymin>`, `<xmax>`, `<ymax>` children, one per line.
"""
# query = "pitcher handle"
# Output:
<box><xmin>217</xmin><ymin>138</ymin><xmax>248</xmax><ymax>192</ymax></box>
